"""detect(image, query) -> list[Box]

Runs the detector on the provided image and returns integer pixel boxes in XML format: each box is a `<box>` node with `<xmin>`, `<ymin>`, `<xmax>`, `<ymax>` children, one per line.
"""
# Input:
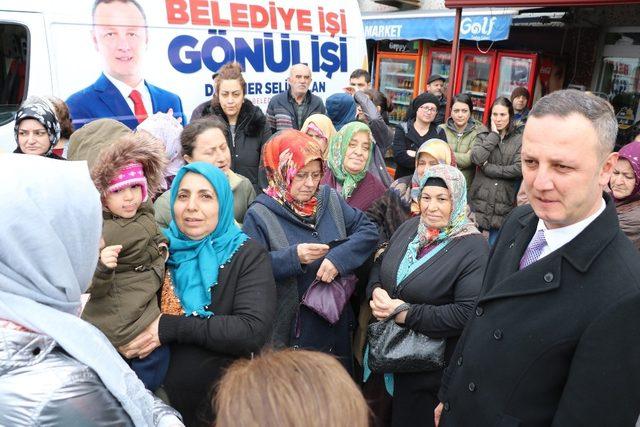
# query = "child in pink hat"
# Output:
<box><xmin>82</xmin><ymin>133</ymin><xmax>169</xmax><ymax>391</ymax></box>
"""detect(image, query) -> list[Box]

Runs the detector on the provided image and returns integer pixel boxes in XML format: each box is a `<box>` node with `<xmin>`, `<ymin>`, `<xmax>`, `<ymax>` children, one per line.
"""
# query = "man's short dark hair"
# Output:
<box><xmin>529</xmin><ymin>89</ymin><xmax>617</xmax><ymax>160</ymax></box>
<box><xmin>350</xmin><ymin>69</ymin><xmax>371</xmax><ymax>83</ymax></box>
<box><xmin>92</xmin><ymin>0</ymin><xmax>147</xmax><ymax>26</ymax></box>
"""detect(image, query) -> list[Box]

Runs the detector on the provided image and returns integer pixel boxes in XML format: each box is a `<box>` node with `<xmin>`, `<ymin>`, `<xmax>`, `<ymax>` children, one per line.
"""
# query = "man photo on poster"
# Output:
<box><xmin>66</xmin><ymin>0</ymin><xmax>186</xmax><ymax>130</ymax></box>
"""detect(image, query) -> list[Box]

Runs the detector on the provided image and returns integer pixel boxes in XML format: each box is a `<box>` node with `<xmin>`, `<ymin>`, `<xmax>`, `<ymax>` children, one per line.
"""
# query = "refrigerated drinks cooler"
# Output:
<box><xmin>375</xmin><ymin>40</ymin><xmax>422</xmax><ymax>124</ymax></box>
<box><xmin>493</xmin><ymin>51</ymin><xmax>538</xmax><ymax>107</ymax></box>
<box><xmin>455</xmin><ymin>49</ymin><xmax>497</xmax><ymax>123</ymax></box>
<box><xmin>426</xmin><ymin>47</ymin><xmax>452</xmax><ymax>82</ymax></box>
<box><xmin>598</xmin><ymin>56</ymin><xmax>640</xmax><ymax>148</ymax></box>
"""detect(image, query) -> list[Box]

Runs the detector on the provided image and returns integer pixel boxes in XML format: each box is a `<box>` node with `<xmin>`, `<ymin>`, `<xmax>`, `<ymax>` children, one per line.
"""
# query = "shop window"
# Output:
<box><xmin>0</xmin><ymin>23</ymin><xmax>28</xmax><ymax>126</ymax></box>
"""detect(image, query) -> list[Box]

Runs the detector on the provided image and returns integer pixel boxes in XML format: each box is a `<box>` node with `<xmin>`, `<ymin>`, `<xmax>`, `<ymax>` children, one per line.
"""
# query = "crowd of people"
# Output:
<box><xmin>2</xmin><ymin>53</ymin><xmax>640</xmax><ymax>427</ymax></box>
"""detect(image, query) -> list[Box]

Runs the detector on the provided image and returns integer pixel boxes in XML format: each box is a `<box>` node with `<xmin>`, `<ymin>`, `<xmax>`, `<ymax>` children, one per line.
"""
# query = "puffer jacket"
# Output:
<box><xmin>469</xmin><ymin>127</ymin><xmax>523</xmax><ymax>230</ymax></box>
<box><xmin>0</xmin><ymin>328</ymin><xmax>179</xmax><ymax>426</ymax></box>
<box><xmin>193</xmin><ymin>99</ymin><xmax>271</xmax><ymax>192</ymax></box>
<box><xmin>82</xmin><ymin>201</ymin><xmax>167</xmax><ymax>347</ymax></box>
<box><xmin>354</xmin><ymin>91</ymin><xmax>393</xmax><ymax>186</ymax></box>
<box><xmin>439</xmin><ymin>118</ymin><xmax>489</xmax><ymax>189</ymax></box>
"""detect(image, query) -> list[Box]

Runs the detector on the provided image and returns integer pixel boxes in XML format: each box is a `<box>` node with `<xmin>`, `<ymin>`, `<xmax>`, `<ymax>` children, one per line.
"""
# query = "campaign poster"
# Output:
<box><xmin>48</xmin><ymin>0</ymin><xmax>368</xmax><ymax>124</ymax></box>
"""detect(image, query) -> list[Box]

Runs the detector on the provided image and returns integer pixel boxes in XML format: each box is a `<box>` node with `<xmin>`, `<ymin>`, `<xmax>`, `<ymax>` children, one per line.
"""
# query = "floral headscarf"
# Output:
<box><xmin>14</xmin><ymin>96</ymin><xmax>61</xmax><ymax>156</ymax></box>
<box><xmin>301</xmin><ymin>114</ymin><xmax>337</xmax><ymax>157</ymax></box>
<box><xmin>614</xmin><ymin>141</ymin><xmax>640</xmax><ymax>204</ymax></box>
<box><xmin>389</xmin><ymin>138</ymin><xmax>456</xmax><ymax>213</ymax></box>
<box><xmin>326</xmin><ymin>121</ymin><xmax>374</xmax><ymax>200</ymax></box>
<box><xmin>397</xmin><ymin>165</ymin><xmax>479</xmax><ymax>283</ymax></box>
<box><xmin>262</xmin><ymin>129</ymin><xmax>324</xmax><ymax>217</ymax></box>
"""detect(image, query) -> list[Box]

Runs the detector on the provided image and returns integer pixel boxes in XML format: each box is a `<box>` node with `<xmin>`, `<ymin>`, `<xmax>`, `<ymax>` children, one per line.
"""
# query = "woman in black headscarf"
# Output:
<box><xmin>13</xmin><ymin>96</ymin><xmax>65</xmax><ymax>159</ymax></box>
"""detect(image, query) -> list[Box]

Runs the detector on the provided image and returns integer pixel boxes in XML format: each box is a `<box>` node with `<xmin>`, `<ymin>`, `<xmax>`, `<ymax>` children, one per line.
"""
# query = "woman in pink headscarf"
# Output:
<box><xmin>610</xmin><ymin>140</ymin><xmax>640</xmax><ymax>249</ymax></box>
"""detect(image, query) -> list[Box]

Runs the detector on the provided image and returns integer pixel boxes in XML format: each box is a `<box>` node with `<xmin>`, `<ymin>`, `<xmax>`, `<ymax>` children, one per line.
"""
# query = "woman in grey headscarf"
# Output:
<box><xmin>0</xmin><ymin>154</ymin><xmax>182</xmax><ymax>426</ymax></box>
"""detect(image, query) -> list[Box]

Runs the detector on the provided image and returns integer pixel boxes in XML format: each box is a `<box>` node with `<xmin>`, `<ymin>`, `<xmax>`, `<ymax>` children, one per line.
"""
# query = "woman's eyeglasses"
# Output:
<box><xmin>419</xmin><ymin>106</ymin><xmax>437</xmax><ymax>113</ymax></box>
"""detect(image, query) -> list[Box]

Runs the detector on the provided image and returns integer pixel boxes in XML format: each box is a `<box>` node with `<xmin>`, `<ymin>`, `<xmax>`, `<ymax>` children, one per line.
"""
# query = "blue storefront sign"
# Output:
<box><xmin>363</xmin><ymin>13</ymin><xmax>512</xmax><ymax>41</ymax></box>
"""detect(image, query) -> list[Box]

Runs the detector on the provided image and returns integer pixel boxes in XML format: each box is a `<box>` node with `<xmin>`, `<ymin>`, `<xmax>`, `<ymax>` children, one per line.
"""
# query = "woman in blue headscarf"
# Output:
<box><xmin>119</xmin><ymin>162</ymin><xmax>276</xmax><ymax>426</ymax></box>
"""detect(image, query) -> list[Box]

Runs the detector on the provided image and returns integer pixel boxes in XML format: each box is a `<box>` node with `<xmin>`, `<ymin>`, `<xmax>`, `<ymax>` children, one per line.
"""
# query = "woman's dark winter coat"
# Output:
<box><xmin>392</xmin><ymin>120</ymin><xmax>445</xmax><ymax>179</ymax></box>
<box><xmin>242</xmin><ymin>185</ymin><xmax>379</xmax><ymax>371</ymax></box>
<box><xmin>158</xmin><ymin>239</ymin><xmax>276</xmax><ymax>427</ymax></box>
<box><xmin>368</xmin><ymin>216</ymin><xmax>488</xmax><ymax>427</ymax></box>
<box><xmin>469</xmin><ymin>127</ymin><xmax>522</xmax><ymax>230</ymax></box>
<box><xmin>191</xmin><ymin>99</ymin><xmax>271</xmax><ymax>192</ymax></box>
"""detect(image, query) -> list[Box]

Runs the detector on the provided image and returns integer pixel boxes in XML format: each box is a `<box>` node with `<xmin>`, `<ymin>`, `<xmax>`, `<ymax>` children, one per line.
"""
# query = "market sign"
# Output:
<box><xmin>363</xmin><ymin>13</ymin><xmax>512</xmax><ymax>41</ymax></box>
<box><xmin>445</xmin><ymin>0</ymin><xmax>640</xmax><ymax>6</ymax></box>
<box><xmin>377</xmin><ymin>40</ymin><xmax>421</xmax><ymax>54</ymax></box>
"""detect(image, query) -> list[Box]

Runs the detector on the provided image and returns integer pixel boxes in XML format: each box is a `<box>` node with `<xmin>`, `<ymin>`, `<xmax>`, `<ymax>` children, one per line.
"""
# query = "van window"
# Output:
<box><xmin>0</xmin><ymin>23</ymin><xmax>28</xmax><ymax>126</ymax></box>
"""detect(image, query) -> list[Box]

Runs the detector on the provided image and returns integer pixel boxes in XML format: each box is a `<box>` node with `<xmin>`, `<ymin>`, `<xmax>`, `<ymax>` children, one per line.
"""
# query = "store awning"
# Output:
<box><xmin>362</xmin><ymin>8</ymin><xmax>515</xmax><ymax>41</ymax></box>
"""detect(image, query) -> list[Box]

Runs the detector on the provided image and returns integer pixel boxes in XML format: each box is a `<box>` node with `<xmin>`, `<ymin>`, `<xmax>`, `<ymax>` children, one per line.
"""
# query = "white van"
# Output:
<box><xmin>0</xmin><ymin>0</ymin><xmax>368</xmax><ymax>152</ymax></box>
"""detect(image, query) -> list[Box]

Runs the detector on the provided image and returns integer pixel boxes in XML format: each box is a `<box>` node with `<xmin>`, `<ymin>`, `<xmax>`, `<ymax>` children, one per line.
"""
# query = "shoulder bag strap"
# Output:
<box><xmin>326</xmin><ymin>189</ymin><xmax>347</xmax><ymax>239</ymax></box>
<box><xmin>251</xmin><ymin>203</ymin><xmax>290</xmax><ymax>249</ymax></box>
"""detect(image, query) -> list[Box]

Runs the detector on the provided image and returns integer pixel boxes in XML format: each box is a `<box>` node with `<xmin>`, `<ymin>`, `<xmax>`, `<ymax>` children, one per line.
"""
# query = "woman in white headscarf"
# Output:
<box><xmin>0</xmin><ymin>154</ymin><xmax>183</xmax><ymax>427</ymax></box>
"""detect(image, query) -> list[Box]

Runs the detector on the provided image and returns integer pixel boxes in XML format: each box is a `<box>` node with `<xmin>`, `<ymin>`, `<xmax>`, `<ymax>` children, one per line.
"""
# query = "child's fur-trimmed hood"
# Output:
<box><xmin>91</xmin><ymin>133</ymin><xmax>167</xmax><ymax>200</ymax></box>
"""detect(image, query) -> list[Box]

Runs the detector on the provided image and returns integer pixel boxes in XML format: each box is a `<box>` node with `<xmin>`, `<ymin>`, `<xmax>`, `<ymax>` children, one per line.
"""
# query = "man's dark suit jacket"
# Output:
<box><xmin>439</xmin><ymin>193</ymin><xmax>640</xmax><ymax>427</ymax></box>
<box><xmin>66</xmin><ymin>73</ymin><xmax>186</xmax><ymax>130</ymax></box>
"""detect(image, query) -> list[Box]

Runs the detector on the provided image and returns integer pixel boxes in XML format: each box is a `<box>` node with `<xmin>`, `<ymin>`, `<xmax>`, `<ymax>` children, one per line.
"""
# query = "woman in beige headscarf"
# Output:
<box><xmin>301</xmin><ymin>114</ymin><xmax>337</xmax><ymax>158</ymax></box>
<box><xmin>367</xmin><ymin>138</ymin><xmax>456</xmax><ymax>242</ymax></box>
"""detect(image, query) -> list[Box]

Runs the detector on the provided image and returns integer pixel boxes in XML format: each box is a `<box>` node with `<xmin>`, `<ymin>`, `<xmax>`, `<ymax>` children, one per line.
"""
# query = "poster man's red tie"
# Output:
<box><xmin>129</xmin><ymin>89</ymin><xmax>148</xmax><ymax>123</ymax></box>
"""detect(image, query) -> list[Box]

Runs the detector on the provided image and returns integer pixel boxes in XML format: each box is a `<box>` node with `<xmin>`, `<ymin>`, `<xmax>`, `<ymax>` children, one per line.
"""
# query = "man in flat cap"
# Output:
<box><xmin>426</xmin><ymin>74</ymin><xmax>447</xmax><ymax>126</ymax></box>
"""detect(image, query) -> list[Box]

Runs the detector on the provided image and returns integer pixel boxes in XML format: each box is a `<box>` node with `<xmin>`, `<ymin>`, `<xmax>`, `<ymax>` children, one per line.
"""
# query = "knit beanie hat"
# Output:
<box><xmin>108</xmin><ymin>163</ymin><xmax>148</xmax><ymax>202</ymax></box>
<box><xmin>408</xmin><ymin>92</ymin><xmax>440</xmax><ymax>121</ymax></box>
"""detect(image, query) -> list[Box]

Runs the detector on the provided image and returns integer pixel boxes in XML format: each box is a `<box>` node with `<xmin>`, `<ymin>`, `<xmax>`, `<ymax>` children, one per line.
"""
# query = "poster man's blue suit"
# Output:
<box><xmin>66</xmin><ymin>73</ymin><xmax>187</xmax><ymax>130</ymax></box>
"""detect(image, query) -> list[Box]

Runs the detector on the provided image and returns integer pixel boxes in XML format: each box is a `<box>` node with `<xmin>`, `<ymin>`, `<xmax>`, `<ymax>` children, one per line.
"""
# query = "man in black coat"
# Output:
<box><xmin>435</xmin><ymin>89</ymin><xmax>640</xmax><ymax>427</ymax></box>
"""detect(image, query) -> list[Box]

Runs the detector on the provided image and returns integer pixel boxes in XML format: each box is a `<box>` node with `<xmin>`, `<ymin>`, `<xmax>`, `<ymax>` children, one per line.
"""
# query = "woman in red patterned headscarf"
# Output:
<box><xmin>244</xmin><ymin>129</ymin><xmax>379</xmax><ymax>372</ymax></box>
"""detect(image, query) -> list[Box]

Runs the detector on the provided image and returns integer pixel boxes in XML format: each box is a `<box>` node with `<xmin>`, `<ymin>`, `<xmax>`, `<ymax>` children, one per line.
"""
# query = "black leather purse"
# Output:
<box><xmin>367</xmin><ymin>303</ymin><xmax>445</xmax><ymax>373</ymax></box>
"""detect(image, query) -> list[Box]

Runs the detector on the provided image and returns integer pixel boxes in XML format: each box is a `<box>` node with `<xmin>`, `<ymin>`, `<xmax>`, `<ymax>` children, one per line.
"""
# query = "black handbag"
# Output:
<box><xmin>367</xmin><ymin>303</ymin><xmax>446</xmax><ymax>373</ymax></box>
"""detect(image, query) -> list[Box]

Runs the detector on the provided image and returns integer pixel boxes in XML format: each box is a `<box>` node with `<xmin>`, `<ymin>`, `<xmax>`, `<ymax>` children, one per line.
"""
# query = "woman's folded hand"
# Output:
<box><xmin>297</xmin><ymin>243</ymin><xmax>329</xmax><ymax>264</ymax></box>
<box><xmin>370</xmin><ymin>288</ymin><xmax>405</xmax><ymax>321</ymax></box>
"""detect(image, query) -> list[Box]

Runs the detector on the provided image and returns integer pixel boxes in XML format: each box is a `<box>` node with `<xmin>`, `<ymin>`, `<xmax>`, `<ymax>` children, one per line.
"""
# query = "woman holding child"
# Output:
<box><xmin>120</xmin><ymin>162</ymin><xmax>276</xmax><ymax>427</ymax></box>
